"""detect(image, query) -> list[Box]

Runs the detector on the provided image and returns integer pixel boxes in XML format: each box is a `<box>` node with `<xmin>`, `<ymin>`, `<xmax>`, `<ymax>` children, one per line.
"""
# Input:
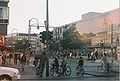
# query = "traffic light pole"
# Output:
<box><xmin>46</xmin><ymin>0</ymin><xmax>49</xmax><ymax>77</ymax></box>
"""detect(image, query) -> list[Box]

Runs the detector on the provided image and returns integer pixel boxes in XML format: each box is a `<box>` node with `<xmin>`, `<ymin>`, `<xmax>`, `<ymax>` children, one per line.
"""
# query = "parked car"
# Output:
<box><xmin>0</xmin><ymin>66</ymin><xmax>21</xmax><ymax>80</ymax></box>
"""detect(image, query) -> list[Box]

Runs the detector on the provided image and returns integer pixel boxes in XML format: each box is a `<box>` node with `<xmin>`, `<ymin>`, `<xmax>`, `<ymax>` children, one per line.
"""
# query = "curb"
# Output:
<box><xmin>20</xmin><ymin>75</ymin><xmax>94</xmax><ymax>80</ymax></box>
<box><xmin>84</xmin><ymin>72</ymin><xmax>119</xmax><ymax>77</ymax></box>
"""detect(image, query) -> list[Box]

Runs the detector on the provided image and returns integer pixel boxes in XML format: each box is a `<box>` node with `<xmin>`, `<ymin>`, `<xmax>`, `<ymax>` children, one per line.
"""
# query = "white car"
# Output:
<box><xmin>0</xmin><ymin>66</ymin><xmax>21</xmax><ymax>80</ymax></box>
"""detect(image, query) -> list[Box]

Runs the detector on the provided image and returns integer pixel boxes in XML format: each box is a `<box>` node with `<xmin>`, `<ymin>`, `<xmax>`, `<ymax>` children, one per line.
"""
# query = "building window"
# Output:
<box><xmin>4</xmin><ymin>19</ymin><xmax>8</xmax><ymax>23</ymax></box>
<box><xmin>0</xmin><ymin>2</ymin><xmax>8</xmax><ymax>7</ymax></box>
<box><xmin>0</xmin><ymin>7</ymin><xmax>9</xmax><ymax>19</ymax></box>
<box><xmin>0</xmin><ymin>8</ymin><xmax>3</xmax><ymax>17</ymax></box>
<box><xmin>0</xmin><ymin>19</ymin><xmax>3</xmax><ymax>23</ymax></box>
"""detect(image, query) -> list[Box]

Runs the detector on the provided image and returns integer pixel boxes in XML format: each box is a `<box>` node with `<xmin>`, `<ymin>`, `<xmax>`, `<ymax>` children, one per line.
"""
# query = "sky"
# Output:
<box><xmin>8</xmin><ymin>0</ymin><xmax>119</xmax><ymax>34</ymax></box>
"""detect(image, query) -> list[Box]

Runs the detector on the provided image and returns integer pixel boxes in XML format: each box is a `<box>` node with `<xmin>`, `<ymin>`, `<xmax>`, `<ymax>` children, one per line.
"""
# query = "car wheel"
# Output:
<box><xmin>0</xmin><ymin>75</ymin><xmax>12</xmax><ymax>81</ymax></box>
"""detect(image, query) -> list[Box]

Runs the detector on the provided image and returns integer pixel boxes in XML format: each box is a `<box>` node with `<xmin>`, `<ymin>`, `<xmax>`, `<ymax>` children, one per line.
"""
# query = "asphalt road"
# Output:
<box><xmin>18</xmin><ymin>58</ymin><xmax>119</xmax><ymax>81</ymax></box>
<box><xmin>1</xmin><ymin>57</ymin><xmax>119</xmax><ymax>81</ymax></box>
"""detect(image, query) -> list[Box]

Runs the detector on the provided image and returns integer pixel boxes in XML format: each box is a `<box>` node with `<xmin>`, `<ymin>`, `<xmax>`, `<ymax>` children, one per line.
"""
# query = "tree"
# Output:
<box><xmin>60</xmin><ymin>24</ymin><xmax>83</xmax><ymax>49</ymax></box>
<box><xmin>13</xmin><ymin>39</ymin><xmax>29</xmax><ymax>51</ymax></box>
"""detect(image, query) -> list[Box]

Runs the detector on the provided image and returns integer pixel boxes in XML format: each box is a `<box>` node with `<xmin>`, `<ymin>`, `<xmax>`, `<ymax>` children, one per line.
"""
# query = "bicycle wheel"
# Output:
<box><xmin>76</xmin><ymin>67</ymin><xmax>84</xmax><ymax>75</ymax></box>
<box><xmin>65</xmin><ymin>66</ymin><xmax>71</xmax><ymax>76</ymax></box>
<box><xmin>57</xmin><ymin>68</ymin><xmax>62</xmax><ymax>77</ymax></box>
<box><xmin>50</xmin><ymin>68</ymin><xmax>54</xmax><ymax>76</ymax></box>
<box><xmin>79</xmin><ymin>68</ymin><xmax>84</xmax><ymax>75</ymax></box>
<box><xmin>109</xmin><ymin>65</ymin><xmax>116</xmax><ymax>72</ymax></box>
<box><xmin>97</xmin><ymin>66</ymin><xmax>105</xmax><ymax>73</ymax></box>
<box><xmin>36</xmin><ymin>67</ymin><xmax>40</xmax><ymax>76</ymax></box>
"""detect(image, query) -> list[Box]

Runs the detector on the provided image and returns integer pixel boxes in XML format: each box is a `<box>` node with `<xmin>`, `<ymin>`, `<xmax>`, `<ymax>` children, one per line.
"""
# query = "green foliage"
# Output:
<box><xmin>60</xmin><ymin>24</ymin><xmax>83</xmax><ymax>49</ymax></box>
<box><xmin>13</xmin><ymin>39</ymin><xmax>28</xmax><ymax>51</ymax></box>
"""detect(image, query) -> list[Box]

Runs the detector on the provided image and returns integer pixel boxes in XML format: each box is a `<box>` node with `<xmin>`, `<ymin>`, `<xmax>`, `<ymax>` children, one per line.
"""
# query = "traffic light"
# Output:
<box><xmin>39</xmin><ymin>31</ymin><xmax>46</xmax><ymax>43</ymax></box>
<box><xmin>39</xmin><ymin>31</ymin><xmax>53</xmax><ymax>43</ymax></box>
<box><xmin>48</xmin><ymin>31</ymin><xmax>53</xmax><ymax>40</ymax></box>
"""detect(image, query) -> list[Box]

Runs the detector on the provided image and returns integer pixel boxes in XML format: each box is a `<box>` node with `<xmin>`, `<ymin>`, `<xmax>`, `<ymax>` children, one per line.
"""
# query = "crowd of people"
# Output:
<box><xmin>0</xmin><ymin>48</ymin><xmax>115</xmax><ymax>77</ymax></box>
<box><xmin>0</xmin><ymin>49</ymin><xmax>32</xmax><ymax>71</ymax></box>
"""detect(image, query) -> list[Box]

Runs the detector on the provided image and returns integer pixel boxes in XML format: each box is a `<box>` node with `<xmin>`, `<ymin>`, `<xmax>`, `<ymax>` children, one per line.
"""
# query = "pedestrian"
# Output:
<box><xmin>1</xmin><ymin>52</ymin><xmax>6</xmax><ymax>65</ymax></box>
<box><xmin>33</xmin><ymin>54</ymin><xmax>39</xmax><ymax>67</ymax></box>
<box><xmin>36</xmin><ymin>52</ymin><xmax>48</xmax><ymax>77</ymax></box>
<box><xmin>14</xmin><ymin>52</ymin><xmax>19</xmax><ymax>65</ymax></box>
<box><xmin>20</xmin><ymin>51</ymin><xmax>26</xmax><ymax>71</ymax></box>
<box><xmin>95</xmin><ymin>51</ymin><xmax>98</xmax><ymax>59</ymax></box>
<box><xmin>8</xmin><ymin>51</ymin><xmax>13</xmax><ymax>64</ymax></box>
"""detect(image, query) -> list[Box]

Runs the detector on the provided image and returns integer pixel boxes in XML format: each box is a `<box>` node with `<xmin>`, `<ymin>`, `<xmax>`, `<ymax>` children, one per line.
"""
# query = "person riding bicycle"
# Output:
<box><xmin>76</xmin><ymin>56</ymin><xmax>84</xmax><ymax>75</ymax></box>
<box><xmin>52</xmin><ymin>57</ymin><xmax>59</xmax><ymax>73</ymax></box>
<box><xmin>77</xmin><ymin>56</ymin><xmax>84</xmax><ymax>69</ymax></box>
<box><xmin>61</xmin><ymin>55</ymin><xmax>67</xmax><ymax>75</ymax></box>
<box><xmin>101</xmin><ymin>53</ymin><xmax>110</xmax><ymax>73</ymax></box>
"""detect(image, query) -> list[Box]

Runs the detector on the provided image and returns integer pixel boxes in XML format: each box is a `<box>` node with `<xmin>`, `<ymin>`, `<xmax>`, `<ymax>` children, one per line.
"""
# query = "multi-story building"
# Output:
<box><xmin>0</xmin><ymin>0</ymin><xmax>9</xmax><ymax>36</ymax></box>
<box><xmin>5</xmin><ymin>33</ymin><xmax>38</xmax><ymax>50</ymax></box>
<box><xmin>53</xmin><ymin>8</ymin><xmax>120</xmax><ymax>48</ymax></box>
<box><xmin>52</xmin><ymin>24</ymin><xmax>69</xmax><ymax>41</ymax></box>
<box><xmin>75</xmin><ymin>8</ymin><xmax>120</xmax><ymax>47</ymax></box>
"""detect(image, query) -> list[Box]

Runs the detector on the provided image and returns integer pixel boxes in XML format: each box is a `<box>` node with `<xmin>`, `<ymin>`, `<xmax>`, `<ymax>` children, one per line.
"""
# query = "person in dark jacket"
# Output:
<box><xmin>37</xmin><ymin>52</ymin><xmax>48</xmax><ymax>77</ymax></box>
<box><xmin>78</xmin><ymin>56</ymin><xmax>84</xmax><ymax>67</ymax></box>
<box><xmin>20</xmin><ymin>51</ymin><xmax>26</xmax><ymax>71</ymax></box>
<box><xmin>53</xmin><ymin>57</ymin><xmax>59</xmax><ymax>73</ymax></box>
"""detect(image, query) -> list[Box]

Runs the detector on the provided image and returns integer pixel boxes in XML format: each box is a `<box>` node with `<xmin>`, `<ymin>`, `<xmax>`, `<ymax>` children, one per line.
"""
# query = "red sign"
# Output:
<box><xmin>0</xmin><ymin>36</ymin><xmax>5</xmax><ymax>46</ymax></box>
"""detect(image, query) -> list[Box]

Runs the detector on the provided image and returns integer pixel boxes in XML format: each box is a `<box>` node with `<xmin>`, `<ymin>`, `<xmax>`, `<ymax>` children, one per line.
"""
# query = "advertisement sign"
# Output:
<box><xmin>0</xmin><ymin>36</ymin><xmax>5</xmax><ymax>46</ymax></box>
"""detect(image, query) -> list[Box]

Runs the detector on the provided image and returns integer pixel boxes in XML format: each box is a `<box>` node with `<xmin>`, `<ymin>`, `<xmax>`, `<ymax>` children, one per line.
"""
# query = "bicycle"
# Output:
<box><xmin>50</xmin><ymin>62</ymin><xmax>61</xmax><ymax>76</ymax></box>
<box><xmin>59</xmin><ymin>64</ymin><xmax>71</xmax><ymax>76</ymax></box>
<box><xmin>76</xmin><ymin>65</ymin><xmax>84</xmax><ymax>75</ymax></box>
<box><xmin>97</xmin><ymin>62</ymin><xmax>117</xmax><ymax>73</ymax></box>
<box><xmin>97</xmin><ymin>63</ymin><xmax>106</xmax><ymax>73</ymax></box>
<box><xmin>109</xmin><ymin>63</ymin><xmax>117</xmax><ymax>72</ymax></box>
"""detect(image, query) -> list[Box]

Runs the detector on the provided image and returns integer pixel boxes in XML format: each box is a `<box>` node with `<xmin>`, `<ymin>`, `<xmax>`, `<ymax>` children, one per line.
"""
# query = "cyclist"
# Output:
<box><xmin>101</xmin><ymin>53</ymin><xmax>109</xmax><ymax>73</ymax></box>
<box><xmin>61</xmin><ymin>55</ymin><xmax>67</xmax><ymax>75</ymax></box>
<box><xmin>77</xmin><ymin>56</ymin><xmax>84</xmax><ymax>69</ymax></box>
<box><xmin>76</xmin><ymin>56</ymin><xmax>84</xmax><ymax>75</ymax></box>
<box><xmin>53</xmin><ymin>57</ymin><xmax>59</xmax><ymax>73</ymax></box>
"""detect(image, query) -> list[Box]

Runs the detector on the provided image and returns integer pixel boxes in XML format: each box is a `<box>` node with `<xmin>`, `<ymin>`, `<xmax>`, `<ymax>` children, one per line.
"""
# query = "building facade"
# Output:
<box><xmin>0</xmin><ymin>0</ymin><xmax>9</xmax><ymax>36</ymax></box>
<box><xmin>5</xmin><ymin>33</ymin><xmax>38</xmax><ymax>50</ymax></box>
<box><xmin>75</xmin><ymin>8</ymin><xmax>120</xmax><ymax>47</ymax></box>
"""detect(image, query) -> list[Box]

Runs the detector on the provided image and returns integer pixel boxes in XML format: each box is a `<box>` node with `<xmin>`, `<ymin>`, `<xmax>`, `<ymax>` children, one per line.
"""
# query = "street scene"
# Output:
<box><xmin>0</xmin><ymin>52</ymin><xmax>119</xmax><ymax>81</ymax></box>
<box><xmin>0</xmin><ymin>0</ymin><xmax>120</xmax><ymax>81</ymax></box>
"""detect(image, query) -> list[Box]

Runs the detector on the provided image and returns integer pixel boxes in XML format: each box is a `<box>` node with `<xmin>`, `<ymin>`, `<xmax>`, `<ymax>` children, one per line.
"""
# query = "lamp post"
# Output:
<box><xmin>28</xmin><ymin>18</ymin><xmax>39</xmax><ymax>47</ymax></box>
<box><xmin>104</xmin><ymin>19</ymin><xmax>114</xmax><ymax>57</ymax></box>
<box><xmin>45</xmin><ymin>0</ymin><xmax>49</xmax><ymax>77</ymax></box>
<box><xmin>28</xmin><ymin>18</ymin><xmax>39</xmax><ymax>65</ymax></box>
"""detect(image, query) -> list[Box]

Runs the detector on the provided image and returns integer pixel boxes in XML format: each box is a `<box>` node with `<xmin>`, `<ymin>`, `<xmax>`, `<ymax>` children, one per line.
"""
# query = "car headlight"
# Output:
<box><xmin>13</xmin><ymin>72</ymin><xmax>18</xmax><ymax>76</ymax></box>
<box><xmin>12</xmin><ymin>72</ymin><xmax>20</xmax><ymax>78</ymax></box>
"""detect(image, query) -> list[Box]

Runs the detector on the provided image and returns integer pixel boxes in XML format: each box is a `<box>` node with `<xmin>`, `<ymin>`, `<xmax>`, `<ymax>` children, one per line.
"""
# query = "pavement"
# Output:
<box><xmin>0</xmin><ymin>56</ymin><xmax>119</xmax><ymax>80</ymax></box>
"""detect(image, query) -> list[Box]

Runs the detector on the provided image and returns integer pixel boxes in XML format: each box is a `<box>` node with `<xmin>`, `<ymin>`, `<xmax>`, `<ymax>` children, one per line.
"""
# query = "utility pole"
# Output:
<box><xmin>46</xmin><ymin>0</ymin><xmax>49</xmax><ymax>77</ymax></box>
<box><xmin>111</xmin><ymin>24</ymin><xmax>114</xmax><ymax>57</ymax></box>
<box><xmin>28</xmin><ymin>20</ymin><xmax>31</xmax><ymax>44</ymax></box>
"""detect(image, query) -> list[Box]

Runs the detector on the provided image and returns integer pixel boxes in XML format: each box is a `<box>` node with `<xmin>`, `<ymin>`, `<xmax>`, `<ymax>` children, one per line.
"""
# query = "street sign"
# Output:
<box><xmin>0</xmin><ymin>36</ymin><xmax>5</xmax><ymax>46</ymax></box>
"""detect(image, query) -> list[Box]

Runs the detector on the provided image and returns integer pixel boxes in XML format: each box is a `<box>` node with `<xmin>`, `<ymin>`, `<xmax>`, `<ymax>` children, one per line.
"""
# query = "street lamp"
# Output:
<box><xmin>103</xmin><ymin>19</ymin><xmax>114</xmax><ymax>57</ymax></box>
<box><xmin>28</xmin><ymin>18</ymin><xmax>39</xmax><ymax>47</ymax></box>
<box><xmin>27</xmin><ymin>18</ymin><xmax>39</xmax><ymax>65</ymax></box>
